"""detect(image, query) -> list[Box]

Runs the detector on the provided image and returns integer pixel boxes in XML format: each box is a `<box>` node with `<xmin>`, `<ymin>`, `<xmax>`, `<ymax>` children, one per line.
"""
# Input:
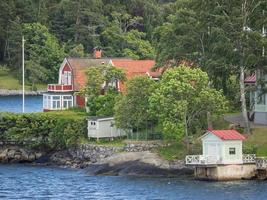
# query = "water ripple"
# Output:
<box><xmin>0</xmin><ymin>164</ymin><xmax>266</xmax><ymax>200</ymax></box>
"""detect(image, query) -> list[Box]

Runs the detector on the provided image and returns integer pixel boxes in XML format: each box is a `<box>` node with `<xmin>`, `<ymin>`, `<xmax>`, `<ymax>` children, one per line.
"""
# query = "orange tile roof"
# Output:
<box><xmin>111</xmin><ymin>59</ymin><xmax>156</xmax><ymax>78</ymax></box>
<box><xmin>66</xmin><ymin>58</ymin><xmax>110</xmax><ymax>90</ymax></box>
<box><xmin>111</xmin><ymin>59</ymin><xmax>156</xmax><ymax>91</ymax></box>
<box><xmin>64</xmin><ymin>58</ymin><xmax>156</xmax><ymax>91</ymax></box>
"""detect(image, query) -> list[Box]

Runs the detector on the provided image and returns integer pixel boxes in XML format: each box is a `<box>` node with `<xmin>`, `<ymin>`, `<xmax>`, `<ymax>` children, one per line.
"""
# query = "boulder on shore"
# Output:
<box><xmin>0</xmin><ymin>147</ymin><xmax>42</xmax><ymax>163</ymax></box>
<box><xmin>86</xmin><ymin>151</ymin><xmax>193</xmax><ymax>177</ymax></box>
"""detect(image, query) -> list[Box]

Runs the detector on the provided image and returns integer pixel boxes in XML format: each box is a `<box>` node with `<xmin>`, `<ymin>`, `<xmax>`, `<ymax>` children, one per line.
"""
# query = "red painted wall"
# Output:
<box><xmin>61</xmin><ymin>63</ymin><xmax>71</xmax><ymax>74</ymax></box>
<box><xmin>60</xmin><ymin>63</ymin><xmax>72</xmax><ymax>85</ymax></box>
<box><xmin>76</xmin><ymin>95</ymin><xmax>85</xmax><ymax>107</ymax></box>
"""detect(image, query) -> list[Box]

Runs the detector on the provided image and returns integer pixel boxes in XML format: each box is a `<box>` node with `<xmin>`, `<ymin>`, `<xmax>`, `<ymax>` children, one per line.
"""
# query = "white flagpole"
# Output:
<box><xmin>22</xmin><ymin>36</ymin><xmax>25</xmax><ymax>113</ymax></box>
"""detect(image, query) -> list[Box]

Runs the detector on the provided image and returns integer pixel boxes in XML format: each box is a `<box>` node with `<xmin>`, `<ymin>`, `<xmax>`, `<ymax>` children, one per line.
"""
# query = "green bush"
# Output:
<box><xmin>256</xmin><ymin>146</ymin><xmax>267</xmax><ymax>157</ymax></box>
<box><xmin>243</xmin><ymin>143</ymin><xmax>257</xmax><ymax>154</ymax></box>
<box><xmin>0</xmin><ymin>112</ymin><xmax>87</xmax><ymax>151</ymax></box>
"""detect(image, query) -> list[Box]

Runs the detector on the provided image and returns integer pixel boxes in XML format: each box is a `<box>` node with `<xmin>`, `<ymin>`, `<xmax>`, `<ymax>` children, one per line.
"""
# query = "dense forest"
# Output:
<box><xmin>0</xmin><ymin>0</ymin><xmax>175</xmax><ymax>83</ymax></box>
<box><xmin>0</xmin><ymin>0</ymin><xmax>266</xmax><ymax>108</ymax></box>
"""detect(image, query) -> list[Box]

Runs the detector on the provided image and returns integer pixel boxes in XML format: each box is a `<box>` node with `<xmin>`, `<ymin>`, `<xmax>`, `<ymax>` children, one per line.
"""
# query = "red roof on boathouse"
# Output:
<box><xmin>208</xmin><ymin>130</ymin><xmax>246</xmax><ymax>141</ymax></box>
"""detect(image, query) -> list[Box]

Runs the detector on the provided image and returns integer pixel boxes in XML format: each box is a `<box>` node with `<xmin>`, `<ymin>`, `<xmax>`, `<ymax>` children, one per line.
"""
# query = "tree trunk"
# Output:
<box><xmin>184</xmin><ymin>113</ymin><xmax>190</xmax><ymax>152</ymax></box>
<box><xmin>207</xmin><ymin>111</ymin><xmax>213</xmax><ymax>130</ymax></box>
<box><xmin>74</xmin><ymin>2</ymin><xmax>81</xmax><ymax>43</ymax></box>
<box><xmin>240</xmin><ymin>66</ymin><xmax>251</xmax><ymax>134</ymax></box>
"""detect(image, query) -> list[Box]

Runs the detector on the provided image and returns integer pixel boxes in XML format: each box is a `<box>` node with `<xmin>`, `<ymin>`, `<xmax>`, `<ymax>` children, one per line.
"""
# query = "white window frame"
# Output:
<box><xmin>62</xmin><ymin>95</ymin><xmax>74</xmax><ymax>109</ymax></box>
<box><xmin>43</xmin><ymin>94</ymin><xmax>73</xmax><ymax>110</ymax></box>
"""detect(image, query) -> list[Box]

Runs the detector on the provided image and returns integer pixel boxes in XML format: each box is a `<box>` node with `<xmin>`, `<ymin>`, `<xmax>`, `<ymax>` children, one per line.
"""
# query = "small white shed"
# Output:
<box><xmin>87</xmin><ymin>117</ymin><xmax>128</xmax><ymax>140</ymax></box>
<box><xmin>200</xmin><ymin>130</ymin><xmax>246</xmax><ymax>165</ymax></box>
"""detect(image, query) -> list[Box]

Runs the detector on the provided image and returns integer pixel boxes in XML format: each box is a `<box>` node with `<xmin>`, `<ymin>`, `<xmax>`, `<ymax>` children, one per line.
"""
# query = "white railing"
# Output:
<box><xmin>185</xmin><ymin>155</ymin><xmax>221</xmax><ymax>165</ymax></box>
<box><xmin>186</xmin><ymin>154</ymin><xmax>256</xmax><ymax>165</ymax></box>
<box><xmin>242</xmin><ymin>154</ymin><xmax>256</xmax><ymax>164</ymax></box>
<box><xmin>256</xmin><ymin>157</ymin><xmax>267</xmax><ymax>169</ymax></box>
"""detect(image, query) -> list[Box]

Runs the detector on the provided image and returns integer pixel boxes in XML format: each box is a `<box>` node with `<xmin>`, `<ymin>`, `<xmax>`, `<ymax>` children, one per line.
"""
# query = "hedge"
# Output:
<box><xmin>0</xmin><ymin>112</ymin><xmax>87</xmax><ymax>151</ymax></box>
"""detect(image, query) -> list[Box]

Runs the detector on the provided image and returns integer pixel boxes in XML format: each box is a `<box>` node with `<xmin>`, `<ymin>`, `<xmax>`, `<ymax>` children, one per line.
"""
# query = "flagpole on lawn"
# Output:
<box><xmin>22</xmin><ymin>35</ymin><xmax>25</xmax><ymax>113</ymax></box>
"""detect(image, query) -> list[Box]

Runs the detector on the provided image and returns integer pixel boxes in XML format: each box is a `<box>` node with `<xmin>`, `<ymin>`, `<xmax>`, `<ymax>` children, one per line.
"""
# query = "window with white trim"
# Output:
<box><xmin>63</xmin><ymin>95</ymin><xmax>73</xmax><ymax>109</ymax></box>
<box><xmin>52</xmin><ymin>96</ymin><xmax>61</xmax><ymax>109</ymax></box>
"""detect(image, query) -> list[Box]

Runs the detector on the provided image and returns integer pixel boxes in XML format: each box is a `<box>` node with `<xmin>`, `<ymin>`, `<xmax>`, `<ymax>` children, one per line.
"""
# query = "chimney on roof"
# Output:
<box><xmin>93</xmin><ymin>47</ymin><xmax>102</xmax><ymax>59</ymax></box>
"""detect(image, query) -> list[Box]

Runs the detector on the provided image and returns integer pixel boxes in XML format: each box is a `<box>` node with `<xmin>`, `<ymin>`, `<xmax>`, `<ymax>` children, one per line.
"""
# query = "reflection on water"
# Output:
<box><xmin>0</xmin><ymin>95</ymin><xmax>42</xmax><ymax>113</ymax></box>
<box><xmin>0</xmin><ymin>164</ymin><xmax>266</xmax><ymax>200</ymax></box>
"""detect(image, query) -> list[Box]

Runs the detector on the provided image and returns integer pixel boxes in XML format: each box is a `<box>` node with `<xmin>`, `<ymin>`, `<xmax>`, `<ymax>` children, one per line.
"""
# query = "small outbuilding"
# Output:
<box><xmin>185</xmin><ymin>130</ymin><xmax>257</xmax><ymax>181</ymax></box>
<box><xmin>201</xmin><ymin>129</ymin><xmax>246</xmax><ymax>164</ymax></box>
<box><xmin>87</xmin><ymin>117</ymin><xmax>128</xmax><ymax>140</ymax></box>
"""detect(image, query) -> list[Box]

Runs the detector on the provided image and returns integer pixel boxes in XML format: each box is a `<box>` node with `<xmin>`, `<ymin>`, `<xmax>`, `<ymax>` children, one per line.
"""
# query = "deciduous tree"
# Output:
<box><xmin>149</xmin><ymin>66</ymin><xmax>228</xmax><ymax>143</ymax></box>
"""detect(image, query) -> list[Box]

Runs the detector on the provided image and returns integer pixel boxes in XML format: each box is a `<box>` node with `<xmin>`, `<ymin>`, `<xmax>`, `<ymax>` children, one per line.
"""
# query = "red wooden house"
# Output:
<box><xmin>43</xmin><ymin>50</ymin><xmax>160</xmax><ymax>111</ymax></box>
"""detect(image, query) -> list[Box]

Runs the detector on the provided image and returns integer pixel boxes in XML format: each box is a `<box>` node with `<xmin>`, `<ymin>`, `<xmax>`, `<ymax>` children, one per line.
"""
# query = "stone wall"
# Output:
<box><xmin>0</xmin><ymin>146</ymin><xmax>43</xmax><ymax>163</ymax></box>
<box><xmin>0</xmin><ymin>142</ymin><xmax>167</xmax><ymax>168</ymax></box>
<box><xmin>68</xmin><ymin>144</ymin><xmax>122</xmax><ymax>162</ymax></box>
<box><xmin>49</xmin><ymin>142</ymin><xmax>166</xmax><ymax>168</ymax></box>
<box><xmin>123</xmin><ymin>141</ymin><xmax>165</xmax><ymax>152</ymax></box>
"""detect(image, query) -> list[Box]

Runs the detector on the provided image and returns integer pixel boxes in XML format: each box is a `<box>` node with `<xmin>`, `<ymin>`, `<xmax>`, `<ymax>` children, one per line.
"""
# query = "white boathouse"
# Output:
<box><xmin>186</xmin><ymin>130</ymin><xmax>256</xmax><ymax>180</ymax></box>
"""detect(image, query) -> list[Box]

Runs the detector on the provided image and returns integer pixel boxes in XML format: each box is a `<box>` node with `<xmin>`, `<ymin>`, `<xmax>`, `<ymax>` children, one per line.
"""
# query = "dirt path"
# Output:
<box><xmin>224</xmin><ymin>113</ymin><xmax>267</xmax><ymax>128</ymax></box>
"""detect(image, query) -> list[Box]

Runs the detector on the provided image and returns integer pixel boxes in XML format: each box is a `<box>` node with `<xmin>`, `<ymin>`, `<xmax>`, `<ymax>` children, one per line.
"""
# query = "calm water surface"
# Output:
<box><xmin>0</xmin><ymin>165</ymin><xmax>266</xmax><ymax>200</ymax></box>
<box><xmin>0</xmin><ymin>96</ymin><xmax>42</xmax><ymax>113</ymax></box>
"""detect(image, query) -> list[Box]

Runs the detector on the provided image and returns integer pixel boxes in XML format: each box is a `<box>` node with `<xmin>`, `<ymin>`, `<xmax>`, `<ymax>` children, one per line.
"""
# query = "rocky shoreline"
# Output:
<box><xmin>0</xmin><ymin>143</ymin><xmax>193</xmax><ymax>177</ymax></box>
<box><xmin>0</xmin><ymin>89</ymin><xmax>45</xmax><ymax>96</ymax></box>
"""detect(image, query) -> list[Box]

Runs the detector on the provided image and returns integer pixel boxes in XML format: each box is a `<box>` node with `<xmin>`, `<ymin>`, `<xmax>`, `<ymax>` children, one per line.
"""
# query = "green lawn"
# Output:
<box><xmin>244</xmin><ymin>128</ymin><xmax>267</xmax><ymax>157</ymax></box>
<box><xmin>0</xmin><ymin>68</ymin><xmax>46</xmax><ymax>90</ymax></box>
<box><xmin>44</xmin><ymin>108</ymin><xmax>88</xmax><ymax>120</ymax></box>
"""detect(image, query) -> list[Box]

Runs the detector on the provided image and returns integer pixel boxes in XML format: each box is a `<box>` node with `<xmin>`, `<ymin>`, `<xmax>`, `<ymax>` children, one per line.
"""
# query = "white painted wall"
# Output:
<box><xmin>87</xmin><ymin>118</ymin><xmax>128</xmax><ymax>139</ymax></box>
<box><xmin>202</xmin><ymin>132</ymin><xmax>243</xmax><ymax>164</ymax></box>
<box><xmin>222</xmin><ymin>140</ymin><xmax>243</xmax><ymax>164</ymax></box>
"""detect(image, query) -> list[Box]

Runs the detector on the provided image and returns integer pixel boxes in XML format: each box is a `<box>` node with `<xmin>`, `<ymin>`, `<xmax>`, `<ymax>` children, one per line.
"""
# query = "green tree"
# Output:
<box><xmin>155</xmin><ymin>0</ymin><xmax>267</xmax><ymax>134</ymax></box>
<box><xmin>149</xmin><ymin>66</ymin><xmax>228</xmax><ymax>143</ymax></box>
<box><xmin>49</xmin><ymin>0</ymin><xmax>104</xmax><ymax>52</ymax></box>
<box><xmin>81</xmin><ymin>64</ymin><xmax>126</xmax><ymax>116</ymax></box>
<box><xmin>25</xmin><ymin>60</ymin><xmax>48</xmax><ymax>90</ymax></box>
<box><xmin>68</xmin><ymin>44</ymin><xmax>85</xmax><ymax>58</ymax></box>
<box><xmin>114</xmin><ymin>76</ymin><xmax>156</xmax><ymax>138</ymax></box>
<box><xmin>23</xmin><ymin>23</ymin><xmax>65</xmax><ymax>82</ymax></box>
<box><xmin>123</xmin><ymin>30</ymin><xmax>155</xmax><ymax>59</ymax></box>
<box><xmin>87</xmin><ymin>88</ymin><xmax>118</xmax><ymax>117</ymax></box>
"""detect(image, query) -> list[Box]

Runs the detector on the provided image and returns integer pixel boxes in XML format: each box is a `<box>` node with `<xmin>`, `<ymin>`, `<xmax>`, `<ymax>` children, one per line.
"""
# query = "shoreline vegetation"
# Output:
<box><xmin>0</xmin><ymin>89</ymin><xmax>45</xmax><ymax>96</ymax></box>
<box><xmin>0</xmin><ymin>110</ymin><xmax>266</xmax><ymax>178</ymax></box>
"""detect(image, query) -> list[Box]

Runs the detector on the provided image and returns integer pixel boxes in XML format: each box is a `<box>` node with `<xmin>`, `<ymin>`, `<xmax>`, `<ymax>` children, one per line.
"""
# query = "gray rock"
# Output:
<box><xmin>86</xmin><ymin>151</ymin><xmax>193</xmax><ymax>177</ymax></box>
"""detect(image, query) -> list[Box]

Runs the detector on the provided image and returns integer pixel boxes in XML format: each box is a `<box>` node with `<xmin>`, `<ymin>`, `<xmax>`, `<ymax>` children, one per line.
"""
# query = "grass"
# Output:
<box><xmin>158</xmin><ymin>142</ymin><xmax>188</xmax><ymax>160</ymax></box>
<box><xmin>45</xmin><ymin>108</ymin><xmax>88</xmax><ymax>120</ymax></box>
<box><xmin>158</xmin><ymin>113</ymin><xmax>267</xmax><ymax>161</ymax></box>
<box><xmin>158</xmin><ymin>139</ymin><xmax>202</xmax><ymax>161</ymax></box>
<box><xmin>0</xmin><ymin>68</ymin><xmax>46</xmax><ymax>91</ymax></box>
<box><xmin>244</xmin><ymin>128</ymin><xmax>267</xmax><ymax>157</ymax></box>
<box><xmin>82</xmin><ymin>138</ymin><xmax>126</xmax><ymax>147</ymax></box>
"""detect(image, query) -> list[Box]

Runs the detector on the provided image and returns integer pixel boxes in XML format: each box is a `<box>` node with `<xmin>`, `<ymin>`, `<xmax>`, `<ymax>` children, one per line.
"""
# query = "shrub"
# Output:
<box><xmin>0</xmin><ymin>112</ymin><xmax>87</xmax><ymax>151</ymax></box>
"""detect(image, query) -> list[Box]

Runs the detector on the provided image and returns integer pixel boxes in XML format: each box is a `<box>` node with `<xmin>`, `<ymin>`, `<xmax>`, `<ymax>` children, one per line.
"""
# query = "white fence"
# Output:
<box><xmin>185</xmin><ymin>155</ymin><xmax>221</xmax><ymax>165</ymax></box>
<box><xmin>242</xmin><ymin>154</ymin><xmax>256</xmax><ymax>164</ymax></box>
<box><xmin>186</xmin><ymin>154</ymin><xmax>256</xmax><ymax>165</ymax></box>
<box><xmin>256</xmin><ymin>157</ymin><xmax>267</xmax><ymax>169</ymax></box>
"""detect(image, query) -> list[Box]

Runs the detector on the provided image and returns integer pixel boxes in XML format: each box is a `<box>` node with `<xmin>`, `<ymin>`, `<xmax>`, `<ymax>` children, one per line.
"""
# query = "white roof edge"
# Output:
<box><xmin>200</xmin><ymin>131</ymin><xmax>222</xmax><ymax>141</ymax></box>
<box><xmin>88</xmin><ymin>117</ymin><xmax>114</xmax><ymax>122</ymax></box>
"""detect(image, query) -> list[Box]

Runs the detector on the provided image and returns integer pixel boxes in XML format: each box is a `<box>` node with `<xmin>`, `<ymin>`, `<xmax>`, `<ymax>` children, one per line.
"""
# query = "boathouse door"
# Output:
<box><xmin>205</xmin><ymin>143</ymin><xmax>221</xmax><ymax>163</ymax></box>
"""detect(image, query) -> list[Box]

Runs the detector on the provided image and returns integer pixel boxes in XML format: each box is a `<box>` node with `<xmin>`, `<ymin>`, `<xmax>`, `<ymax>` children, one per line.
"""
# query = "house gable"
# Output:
<box><xmin>201</xmin><ymin>131</ymin><xmax>222</xmax><ymax>142</ymax></box>
<box><xmin>58</xmin><ymin>58</ymin><xmax>73</xmax><ymax>85</ymax></box>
